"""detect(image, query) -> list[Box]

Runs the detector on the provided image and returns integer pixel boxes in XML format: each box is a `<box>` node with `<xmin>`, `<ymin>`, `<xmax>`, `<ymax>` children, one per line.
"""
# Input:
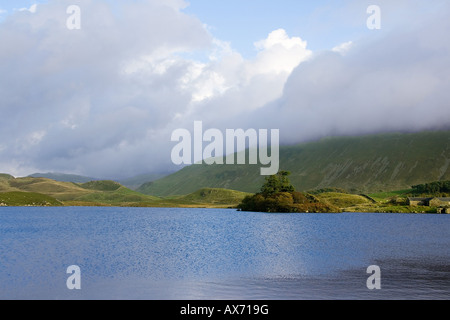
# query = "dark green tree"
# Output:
<box><xmin>261</xmin><ymin>171</ymin><xmax>295</xmax><ymax>196</ymax></box>
<box><xmin>238</xmin><ymin>171</ymin><xmax>340</xmax><ymax>213</ymax></box>
<box><xmin>279</xmin><ymin>171</ymin><xmax>295</xmax><ymax>193</ymax></box>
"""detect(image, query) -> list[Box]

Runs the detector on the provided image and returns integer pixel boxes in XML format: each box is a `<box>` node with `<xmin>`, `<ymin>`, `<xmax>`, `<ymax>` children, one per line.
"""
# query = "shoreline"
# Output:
<box><xmin>0</xmin><ymin>204</ymin><xmax>448</xmax><ymax>214</ymax></box>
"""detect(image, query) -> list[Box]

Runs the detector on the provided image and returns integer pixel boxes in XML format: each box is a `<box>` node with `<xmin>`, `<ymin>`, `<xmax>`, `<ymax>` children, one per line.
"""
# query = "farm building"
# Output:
<box><xmin>408</xmin><ymin>197</ymin><xmax>450</xmax><ymax>207</ymax></box>
<box><xmin>428</xmin><ymin>197</ymin><xmax>450</xmax><ymax>207</ymax></box>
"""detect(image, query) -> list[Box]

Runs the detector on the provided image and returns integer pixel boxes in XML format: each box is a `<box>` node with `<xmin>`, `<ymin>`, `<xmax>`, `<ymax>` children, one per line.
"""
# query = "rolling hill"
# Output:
<box><xmin>0</xmin><ymin>175</ymin><xmax>160</xmax><ymax>206</ymax></box>
<box><xmin>138</xmin><ymin>130</ymin><xmax>450</xmax><ymax>196</ymax></box>
<box><xmin>28</xmin><ymin>171</ymin><xmax>174</xmax><ymax>190</ymax></box>
<box><xmin>28</xmin><ymin>172</ymin><xmax>97</xmax><ymax>183</ymax></box>
<box><xmin>0</xmin><ymin>191</ymin><xmax>63</xmax><ymax>207</ymax></box>
<box><xmin>118</xmin><ymin>172</ymin><xmax>175</xmax><ymax>190</ymax></box>
<box><xmin>0</xmin><ymin>175</ymin><xmax>248</xmax><ymax>208</ymax></box>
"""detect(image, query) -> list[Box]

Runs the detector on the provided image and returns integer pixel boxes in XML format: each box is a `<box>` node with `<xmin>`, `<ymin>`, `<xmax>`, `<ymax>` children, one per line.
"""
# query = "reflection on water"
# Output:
<box><xmin>0</xmin><ymin>207</ymin><xmax>449</xmax><ymax>300</ymax></box>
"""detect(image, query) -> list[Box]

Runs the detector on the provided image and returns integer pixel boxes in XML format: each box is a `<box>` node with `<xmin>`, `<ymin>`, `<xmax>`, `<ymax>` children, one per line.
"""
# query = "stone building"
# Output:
<box><xmin>428</xmin><ymin>197</ymin><xmax>450</xmax><ymax>207</ymax></box>
<box><xmin>407</xmin><ymin>197</ymin><xmax>430</xmax><ymax>206</ymax></box>
<box><xmin>407</xmin><ymin>197</ymin><xmax>450</xmax><ymax>207</ymax></box>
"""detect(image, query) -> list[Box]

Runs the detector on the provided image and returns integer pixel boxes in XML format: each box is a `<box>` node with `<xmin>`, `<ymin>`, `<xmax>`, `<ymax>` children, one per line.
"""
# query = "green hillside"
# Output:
<box><xmin>138</xmin><ymin>130</ymin><xmax>450</xmax><ymax>196</ymax></box>
<box><xmin>0</xmin><ymin>174</ymin><xmax>14</xmax><ymax>180</ymax></box>
<box><xmin>178</xmin><ymin>188</ymin><xmax>251</xmax><ymax>206</ymax></box>
<box><xmin>74</xmin><ymin>184</ymin><xmax>160</xmax><ymax>205</ymax></box>
<box><xmin>315</xmin><ymin>192</ymin><xmax>371</xmax><ymax>208</ymax></box>
<box><xmin>27</xmin><ymin>171</ymin><xmax>173</xmax><ymax>191</ymax></box>
<box><xmin>119</xmin><ymin>172</ymin><xmax>174</xmax><ymax>190</ymax></box>
<box><xmin>80</xmin><ymin>180</ymin><xmax>122</xmax><ymax>191</ymax></box>
<box><xmin>0</xmin><ymin>174</ymin><xmax>252</xmax><ymax>208</ymax></box>
<box><xmin>28</xmin><ymin>172</ymin><xmax>97</xmax><ymax>183</ymax></box>
<box><xmin>6</xmin><ymin>177</ymin><xmax>94</xmax><ymax>201</ymax></box>
<box><xmin>0</xmin><ymin>176</ymin><xmax>160</xmax><ymax>205</ymax></box>
<box><xmin>0</xmin><ymin>191</ymin><xmax>63</xmax><ymax>206</ymax></box>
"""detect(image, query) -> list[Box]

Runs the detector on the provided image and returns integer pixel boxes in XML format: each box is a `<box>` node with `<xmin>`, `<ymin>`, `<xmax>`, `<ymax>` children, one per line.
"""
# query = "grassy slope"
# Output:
<box><xmin>0</xmin><ymin>175</ymin><xmax>246</xmax><ymax>208</ymax></box>
<box><xmin>315</xmin><ymin>192</ymin><xmax>371</xmax><ymax>209</ymax></box>
<box><xmin>0</xmin><ymin>191</ymin><xmax>63</xmax><ymax>206</ymax></box>
<box><xmin>0</xmin><ymin>176</ymin><xmax>160</xmax><ymax>205</ymax></box>
<box><xmin>7</xmin><ymin>177</ymin><xmax>94</xmax><ymax>201</ymax></box>
<box><xmin>139</xmin><ymin>130</ymin><xmax>450</xmax><ymax>196</ymax></box>
<box><xmin>28</xmin><ymin>173</ymin><xmax>97</xmax><ymax>183</ymax></box>
<box><xmin>27</xmin><ymin>172</ymin><xmax>174</xmax><ymax>190</ymax></box>
<box><xmin>122</xmin><ymin>188</ymin><xmax>250</xmax><ymax>208</ymax></box>
<box><xmin>119</xmin><ymin>172</ymin><xmax>173</xmax><ymax>190</ymax></box>
<box><xmin>75</xmin><ymin>186</ymin><xmax>161</xmax><ymax>205</ymax></box>
<box><xmin>178</xmin><ymin>188</ymin><xmax>251</xmax><ymax>206</ymax></box>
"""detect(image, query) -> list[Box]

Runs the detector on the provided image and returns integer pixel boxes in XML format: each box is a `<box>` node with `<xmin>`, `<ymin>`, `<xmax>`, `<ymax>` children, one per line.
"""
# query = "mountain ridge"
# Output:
<box><xmin>27</xmin><ymin>171</ymin><xmax>173</xmax><ymax>190</ymax></box>
<box><xmin>138</xmin><ymin>130</ymin><xmax>450</xmax><ymax>196</ymax></box>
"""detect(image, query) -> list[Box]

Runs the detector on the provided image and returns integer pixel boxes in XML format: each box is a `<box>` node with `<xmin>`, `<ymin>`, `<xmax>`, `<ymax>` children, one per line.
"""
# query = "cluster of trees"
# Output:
<box><xmin>238</xmin><ymin>171</ymin><xmax>340</xmax><ymax>213</ymax></box>
<box><xmin>411</xmin><ymin>180</ymin><xmax>450</xmax><ymax>195</ymax></box>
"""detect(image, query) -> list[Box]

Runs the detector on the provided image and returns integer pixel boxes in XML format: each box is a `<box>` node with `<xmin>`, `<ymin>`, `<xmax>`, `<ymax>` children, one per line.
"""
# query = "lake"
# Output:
<box><xmin>0</xmin><ymin>207</ymin><xmax>449</xmax><ymax>300</ymax></box>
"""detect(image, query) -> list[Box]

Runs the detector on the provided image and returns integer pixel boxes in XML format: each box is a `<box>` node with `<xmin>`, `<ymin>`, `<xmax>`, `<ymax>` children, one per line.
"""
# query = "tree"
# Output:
<box><xmin>261</xmin><ymin>171</ymin><xmax>295</xmax><ymax>196</ymax></box>
<box><xmin>279</xmin><ymin>171</ymin><xmax>295</xmax><ymax>193</ymax></box>
<box><xmin>238</xmin><ymin>171</ymin><xmax>340</xmax><ymax>213</ymax></box>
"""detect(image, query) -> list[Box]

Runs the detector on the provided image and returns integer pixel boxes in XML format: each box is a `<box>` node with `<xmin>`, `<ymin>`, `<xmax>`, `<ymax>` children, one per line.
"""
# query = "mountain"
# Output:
<box><xmin>119</xmin><ymin>172</ymin><xmax>174</xmax><ymax>190</ymax></box>
<box><xmin>28</xmin><ymin>172</ymin><xmax>97</xmax><ymax>184</ymax></box>
<box><xmin>138</xmin><ymin>130</ymin><xmax>450</xmax><ymax>196</ymax></box>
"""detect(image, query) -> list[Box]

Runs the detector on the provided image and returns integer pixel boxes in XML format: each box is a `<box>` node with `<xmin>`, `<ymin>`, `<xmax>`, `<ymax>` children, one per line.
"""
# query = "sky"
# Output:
<box><xmin>0</xmin><ymin>0</ymin><xmax>449</xmax><ymax>178</ymax></box>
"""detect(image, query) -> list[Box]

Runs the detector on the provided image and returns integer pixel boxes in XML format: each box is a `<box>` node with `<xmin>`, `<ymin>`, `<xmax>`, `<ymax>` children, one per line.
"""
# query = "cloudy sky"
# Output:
<box><xmin>0</xmin><ymin>0</ymin><xmax>449</xmax><ymax>178</ymax></box>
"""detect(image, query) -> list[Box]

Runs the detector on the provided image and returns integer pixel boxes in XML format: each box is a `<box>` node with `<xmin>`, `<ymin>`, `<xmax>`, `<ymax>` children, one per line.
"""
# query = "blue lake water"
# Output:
<box><xmin>0</xmin><ymin>207</ymin><xmax>449</xmax><ymax>300</ymax></box>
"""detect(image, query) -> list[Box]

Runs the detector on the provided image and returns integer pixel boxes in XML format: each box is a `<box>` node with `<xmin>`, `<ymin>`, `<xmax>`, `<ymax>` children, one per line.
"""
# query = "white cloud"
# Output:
<box><xmin>0</xmin><ymin>0</ymin><xmax>449</xmax><ymax>178</ymax></box>
<box><xmin>249</xmin><ymin>29</ymin><xmax>312</xmax><ymax>77</ymax></box>
<box><xmin>332</xmin><ymin>41</ymin><xmax>353</xmax><ymax>55</ymax></box>
<box><xmin>19</xmin><ymin>4</ymin><xmax>38</xmax><ymax>13</ymax></box>
<box><xmin>179</xmin><ymin>29</ymin><xmax>312</xmax><ymax>108</ymax></box>
<box><xmin>0</xmin><ymin>0</ymin><xmax>212</xmax><ymax>177</ymax></box>
<box><xmin>251</xmin><ymin>9</ymin><xmax>450</xmax><ymax>145</ymax></box>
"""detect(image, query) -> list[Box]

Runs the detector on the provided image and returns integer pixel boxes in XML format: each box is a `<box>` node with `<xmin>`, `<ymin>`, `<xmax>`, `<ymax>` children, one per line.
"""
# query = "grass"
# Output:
<box><xmin>368</xmin><ymin>189</ymin><xmax>412</xmax><ymax>202</ymax></box>
<box><xmin>28</xmin><ymin>172</ymin><xmax>96</xmax><ymax>183</ymax></box>
<box><xmin>346</xmin><ymin>204</ymin><xmax>438</xmax><ymax>214</ymax></box>
<box><xmin>0</xmin><ymin>191</ymin><xmax>63</xmax><ymax>206</ymax></box>
<box><xmin>316</xmin><ymin>192</ymin><xmax>371</xmax><ymax>209</ymax></box>
<box><xmin>74</xmin><ymin>186</ymin><xmax>160</xmax><ymax>204</ymax></box>
<box><xmin>0</xmin><ymin>175</ymin><xmax>249</xmax><ymax>208</ymax></box>
<box><xmin>123</xmin><ymin>188</ymin><xmax>251</xmax><ymax>208</ymax></box>
<box><xmin>80</xmin><ymin>180</ymin><xmax>122</xmax><ymax>191</ymax></box>
<box><xmin>0</xmin><ymin>174</ymin><xmax>14</xmax><ymax>180</ymax></box>
<box><xmin>178</xmin><ymin>188</ymin><xmax>252</xmax><ymax>205</ymax></box>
